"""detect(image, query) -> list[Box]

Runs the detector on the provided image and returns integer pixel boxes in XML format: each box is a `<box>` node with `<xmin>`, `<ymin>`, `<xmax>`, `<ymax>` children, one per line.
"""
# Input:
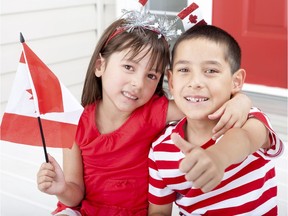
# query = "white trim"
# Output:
<box><xmin>149</xmin><ymin>10</ymin><xmax>178</xmax><ymax>16</ymax></box>
<box><xmin>243</xmin><ymin>83</ymin><xmax>288</xmax><ymax>98</ymax></box>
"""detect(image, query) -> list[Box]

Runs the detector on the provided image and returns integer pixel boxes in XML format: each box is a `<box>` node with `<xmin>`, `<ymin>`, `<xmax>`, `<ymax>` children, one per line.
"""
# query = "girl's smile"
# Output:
<box><xmin>96</xmin><ymin>47</ymin><xmax>161</xmax><ymax>114</ymax></box>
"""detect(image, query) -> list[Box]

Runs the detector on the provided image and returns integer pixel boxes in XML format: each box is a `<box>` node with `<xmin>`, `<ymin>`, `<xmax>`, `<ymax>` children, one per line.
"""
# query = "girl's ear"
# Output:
<box><xmin>231</xmin><ymin>69</ymin><xmax>246</xmax><ymax>95</ymax></box>
<box><xmin>95</xmin><ymin>54</ymin><xmax>105</xmax><ymax>77</ymax></box>
<box><xmin>167</xmin><ymin>69</ymin><xmax>174</xmax><ymax>92</ymax></box>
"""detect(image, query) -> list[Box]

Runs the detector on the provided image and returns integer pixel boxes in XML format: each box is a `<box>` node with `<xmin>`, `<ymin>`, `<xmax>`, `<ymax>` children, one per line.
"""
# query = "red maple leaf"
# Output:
<box><xmin>26</xmin><ymin>89</ymin><xmax>34</xmax><ymax>100</ymax></box>
<box><xmin>189</xmin><ymin>14</ymin><xmax>198</xmax><ymax>23</ymax></box>
<box><xmin>138</xmin><ymin>0</ymin><xmax>148</xmax><ymax>6</ymax></box>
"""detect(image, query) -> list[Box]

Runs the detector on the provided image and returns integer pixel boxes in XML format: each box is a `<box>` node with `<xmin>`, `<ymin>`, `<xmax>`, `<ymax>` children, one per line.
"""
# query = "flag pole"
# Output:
<box><xmin>20</xmin><ymin>32</ymin><xmax>49</xmax><ymax>163</ymax></box>
<box><xmin>37</xmin><ymin>117</ymin><xmax>49</xmax><ymax>163</ymax></box>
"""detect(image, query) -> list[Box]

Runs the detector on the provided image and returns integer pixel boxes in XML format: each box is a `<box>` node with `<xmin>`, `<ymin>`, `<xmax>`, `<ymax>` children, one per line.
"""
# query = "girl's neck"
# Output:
<box><xmin>96</xmin><ymin>100</ymin><xmax>132</xmax><ymax>134</ymax></box>
<box><xmin>184</xmin><ymin>118</ymin><xmax>217</xmax><ymax>147</ymax></box>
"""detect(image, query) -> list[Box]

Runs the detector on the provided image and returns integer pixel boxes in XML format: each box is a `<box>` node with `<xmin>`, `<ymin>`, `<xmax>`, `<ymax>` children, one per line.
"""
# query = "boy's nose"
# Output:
<box><xmin>187</xmin><ymin>75</ymin><xmax>203</xmax><ymax>89</ymax></box>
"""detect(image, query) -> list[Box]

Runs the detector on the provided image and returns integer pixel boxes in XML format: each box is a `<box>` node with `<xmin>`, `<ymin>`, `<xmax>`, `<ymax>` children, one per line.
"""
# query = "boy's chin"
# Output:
<box><xmin>185</xmin><ymin>112</ymin><xmax>211</xmax><ymax>121</ymax></box>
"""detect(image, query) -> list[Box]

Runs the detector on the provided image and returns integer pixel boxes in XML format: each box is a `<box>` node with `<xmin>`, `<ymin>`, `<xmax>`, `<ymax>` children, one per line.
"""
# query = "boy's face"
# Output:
<box><xmin>169</xmin><ymin>38</ymin><xmax>244</xmax><ymax>120</ymax></box>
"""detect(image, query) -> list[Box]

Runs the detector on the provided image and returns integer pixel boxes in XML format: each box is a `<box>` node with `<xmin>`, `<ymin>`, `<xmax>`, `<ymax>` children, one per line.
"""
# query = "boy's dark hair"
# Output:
<box><xmin>171</xmin><ymin>25</ymin><xmax>241</xmax><ymax>73</ymax></box>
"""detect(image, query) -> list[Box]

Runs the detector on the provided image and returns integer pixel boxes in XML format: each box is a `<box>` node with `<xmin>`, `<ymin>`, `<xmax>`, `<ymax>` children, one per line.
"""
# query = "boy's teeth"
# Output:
<box><xmin>185</xmin><ymin>97</ymin><xmax>208</xmax><ymax>102</ymax></box>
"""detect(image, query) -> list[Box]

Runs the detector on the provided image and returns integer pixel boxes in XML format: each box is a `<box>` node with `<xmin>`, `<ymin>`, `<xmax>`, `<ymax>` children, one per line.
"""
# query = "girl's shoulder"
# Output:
<box><xmin>78</xmin><ymin>102</ymin><xmax>97</xmax><ymax>128</ymax></box>
<box><xmin>145</xmin><ymin>94</ymin><xmax>168</xmax><ymax>108</ymax></box>
<box><xmin>83</xmin><ymin>102</ymin><xmax>97</xmax><ymax>111</ymax></box>
<box><xmin>81</xmin><ymin>102</ymin><xmax>98</xmax><ymax>117</ymax></box>
<box><xmin>132</xmin><ymin>95</ymin><xmax>169</xmax><ymax>130</ymax></box>
<box><xmin>140</xmin><ymin>95</ymin><xmax>169</xmax><ymax>119</ymax></box>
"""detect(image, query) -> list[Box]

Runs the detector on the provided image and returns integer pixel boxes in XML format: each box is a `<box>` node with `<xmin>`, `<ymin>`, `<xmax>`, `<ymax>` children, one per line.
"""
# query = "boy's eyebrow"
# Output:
<box><xmin>174</xmin><ymin>60</ymin><xmax>222</xmax><ymax>67</ymax></box>
<box><xmin>203</xmin><ymin>60</ymin><xmax>222</xmax><ymax>67</ymax></box>
<box><xmin>174</xmin><ymin>60</ymin><xmax>191</xmax><ymax>66</ymax></box>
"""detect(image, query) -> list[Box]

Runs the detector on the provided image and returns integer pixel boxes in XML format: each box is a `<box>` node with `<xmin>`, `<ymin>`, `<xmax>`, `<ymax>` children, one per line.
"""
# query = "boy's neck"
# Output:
<box><xmin>184</xmin><ymin>118</ymin><xmax>217</xmax><ymax>147</ymax></box>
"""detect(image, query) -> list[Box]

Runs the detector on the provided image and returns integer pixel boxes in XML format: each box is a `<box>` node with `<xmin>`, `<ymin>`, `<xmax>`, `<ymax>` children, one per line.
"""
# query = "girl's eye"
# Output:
<box><xmin>147</xmin><ymin>74</ymin><xmax>158</xmax><ymax>80</ymax></box>
<box><xmin>124</xmin><ymin>65</ymin><xmax>133</xmax><ymax>71</ymax></box>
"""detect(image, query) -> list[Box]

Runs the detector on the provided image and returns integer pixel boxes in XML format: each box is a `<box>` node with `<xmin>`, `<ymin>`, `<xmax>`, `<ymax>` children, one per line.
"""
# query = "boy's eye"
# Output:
<box><xmin>177</xmin><ymin>68</ymin><xmax>189</xmax><ymax>73</ymax></box>
<box><xmin>205</xmin><ymin>69</ymin><xmax>218</xmax><ymax>74</ymax></box>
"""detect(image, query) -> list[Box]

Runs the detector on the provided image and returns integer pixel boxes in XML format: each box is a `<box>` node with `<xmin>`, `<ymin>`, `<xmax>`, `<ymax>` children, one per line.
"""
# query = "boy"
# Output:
<box><xmin>148</xmin><ymin>25</ymin><xmax>283</xmax><ymax>215</ymax></box>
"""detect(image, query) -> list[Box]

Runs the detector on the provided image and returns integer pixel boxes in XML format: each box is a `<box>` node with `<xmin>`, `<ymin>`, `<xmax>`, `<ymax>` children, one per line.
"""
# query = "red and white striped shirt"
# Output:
<box><xmin>149</xmin><ymin>108</ymin><xmax>283</xmax><ymax>216</ymax></box>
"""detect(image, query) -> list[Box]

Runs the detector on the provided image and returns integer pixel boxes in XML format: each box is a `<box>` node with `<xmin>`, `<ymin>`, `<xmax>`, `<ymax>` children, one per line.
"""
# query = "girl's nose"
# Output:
<box><xmin>131</xmin><ymin>76</ymin><xmax>144</xmax><ymax>88</ymax></box>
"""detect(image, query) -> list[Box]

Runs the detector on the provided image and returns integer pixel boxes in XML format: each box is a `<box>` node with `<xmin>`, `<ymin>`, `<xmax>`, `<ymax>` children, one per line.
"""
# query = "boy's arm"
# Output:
<box><xmin>171</xmin><ymin>117</ymin><xmax>272</xmax><ymax>193</ymax></box>
<box><xmin>148</xmin><ymin>203</ymin><xmax>173</xmax><ymax>216</ymax></box>
<box><xmin>210</xmin><ymin>117</ymin><xmax>270</xmax><ymax>169</ymax></box>
<box><xmin>167</xmin><ymin>92</ymin><xmax>252</xmax><ymax>139</ymax></box>
<box><xmin>209</xmin><ymin>92</ymin><xmax>252</xmax><ymax>140</ymax></box>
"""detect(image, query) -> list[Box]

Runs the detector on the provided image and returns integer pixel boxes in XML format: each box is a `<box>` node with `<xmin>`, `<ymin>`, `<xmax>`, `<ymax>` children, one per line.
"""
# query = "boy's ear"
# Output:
<box><xmin>231</xmin><ymin>69</ymin><xmax>246</xmax><ymax>94</ymax></box>
<box><xmin>95</xmin><ymin>54</ymin><xmax>105</xmax><ymax>77</ymax></box>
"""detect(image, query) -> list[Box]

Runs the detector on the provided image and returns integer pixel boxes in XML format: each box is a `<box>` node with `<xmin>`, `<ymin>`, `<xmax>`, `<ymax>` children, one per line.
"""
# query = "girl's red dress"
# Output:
<box><xmin>54</xmin><ymin>95</ymin><xmax>168</xmax><ymax>216</ymax></box>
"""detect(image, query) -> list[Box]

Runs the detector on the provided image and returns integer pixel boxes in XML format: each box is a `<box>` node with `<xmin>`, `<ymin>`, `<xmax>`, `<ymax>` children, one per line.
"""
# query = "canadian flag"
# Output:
<box><xmin>138</xmin><ymin>0</ymin><xmax>148</xmax><ymax>6</ymax></box>
<box><xmin>177</xmin><ymin>2</ymin><xmax>207</xmax><ymax>30</ymax></box>
<box><xmin>0</xmin><ymin>34</ymin><xmax>83</xmax><ymax>149</ymax></box>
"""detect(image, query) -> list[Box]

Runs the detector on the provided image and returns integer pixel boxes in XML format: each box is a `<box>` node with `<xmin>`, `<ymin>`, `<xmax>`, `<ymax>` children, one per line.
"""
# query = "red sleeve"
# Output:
<box><xmin>75</xmin><ymin>103</ymin><xmax>97</xmax><ymax>147</ymax></box>
<box><xmin>248</xmin><ymin>107</ymin><xmax>284</xmax><ymax>158</ymax></box>
<box><xmin>139</xmin><ymin>95</ymin><xmax>169</xmax><ymax>133</ymax></box>
<box><xmin>51</xmin><ymin>201</ymin><xmax>81</xmax><ymax>215</ymax></box>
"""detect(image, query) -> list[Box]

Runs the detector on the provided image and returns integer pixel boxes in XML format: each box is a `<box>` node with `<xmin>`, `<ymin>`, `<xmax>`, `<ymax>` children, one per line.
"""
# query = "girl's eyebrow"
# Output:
<box><xmin>122</xmin><ymin>57</ymin><xmax>143</xmax><ymax>65</ymax></box>
<box><xmin>121</xmin><ymin>58</ymin><xmax>160</xmax><ymax>73</ymax></box>
<box><xmin>150</xmin><ymin>68</ymin><xmax>160</xmax><ymax>74</ymax></box>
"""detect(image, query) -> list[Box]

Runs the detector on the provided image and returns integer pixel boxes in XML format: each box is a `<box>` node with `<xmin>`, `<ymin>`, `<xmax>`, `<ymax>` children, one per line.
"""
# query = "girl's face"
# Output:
<box><xmin>169</xmin><ymin>38</ymin><xmax>243</xmax><ymax>121</ymax></box>
<box><xmin>96</xmin><ymin>47</ymin><xmax>162</xmax><ymax>114</ymax></box>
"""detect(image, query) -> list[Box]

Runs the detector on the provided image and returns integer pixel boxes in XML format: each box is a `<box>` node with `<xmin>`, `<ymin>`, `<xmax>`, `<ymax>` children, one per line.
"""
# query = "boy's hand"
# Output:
<box><xmin>171</xmin><ymin>133</ymin><xmax>225</xmax><ymax>193</ymax></box>
<box><xmin>37</xmin><ymin>154</ymin><xmax>66</xmax><ymax>195</ymax></box>
<box><xmin>209</xmin><ymin>92</ymin><xmax>252</xmax><ymax>140</ymax></box>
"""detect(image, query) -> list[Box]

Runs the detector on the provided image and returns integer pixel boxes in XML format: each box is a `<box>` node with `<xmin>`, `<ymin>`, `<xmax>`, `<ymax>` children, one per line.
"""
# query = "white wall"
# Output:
<box><xmin>1</xmin><ymin>0</ymin><xmax>116</xmax><ymax>119</ymax></box>
<box><xmin>0</xmin><ymin>0</ymin><xmax>116</xmax><ymax>215</ymax></box>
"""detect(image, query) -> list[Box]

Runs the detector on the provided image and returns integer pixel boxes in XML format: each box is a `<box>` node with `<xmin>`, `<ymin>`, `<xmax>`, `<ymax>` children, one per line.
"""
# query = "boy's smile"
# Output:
<box><xmin>184</xmin><ymin>96</ymin><xmax>209</xmax><ymax>103</ymax></box>
<box><xmin>169</xmin><ymin>38</ymin><xmax>236</xmax><ymax>121</ymax></box>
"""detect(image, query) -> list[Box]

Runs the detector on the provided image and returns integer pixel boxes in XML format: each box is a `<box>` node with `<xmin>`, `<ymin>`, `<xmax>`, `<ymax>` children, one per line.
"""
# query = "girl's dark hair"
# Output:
<box><xmin>171</xmin><ymin>24</ymin><xmax>241</xmax><ymax>73</ymax></box>
<box><xmin>81</xmin><ymin>19</ymin><xmax>170</xmax><ymax>106</ymax></box>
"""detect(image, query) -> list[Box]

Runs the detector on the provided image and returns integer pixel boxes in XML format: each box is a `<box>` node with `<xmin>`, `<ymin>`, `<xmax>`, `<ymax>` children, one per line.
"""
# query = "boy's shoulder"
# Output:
<box><xmin>152</xmin><ymin>118</ymin><xmax>186</xmax><ymax>150</ymax></box>
<box><xmin>151</xmin><ymin>123</ymin><xmax>176</xmax><ymax>149</ymax></box>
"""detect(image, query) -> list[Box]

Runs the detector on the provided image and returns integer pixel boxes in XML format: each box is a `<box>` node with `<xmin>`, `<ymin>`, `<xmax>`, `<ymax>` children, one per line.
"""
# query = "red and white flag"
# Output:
<box><xmin>0</xmin><ymin>35</ymin><xmax>83</xmax><ymax>149</ymax></box>
<box><xmin>138</xmin><ymin>0</ymin><xmax>148</xmax><ymax>6</ymax></box>
<box><xmin>177</xmin><ymin>2</ymin><xmax>207</xmax><ymax>30</ymax></box>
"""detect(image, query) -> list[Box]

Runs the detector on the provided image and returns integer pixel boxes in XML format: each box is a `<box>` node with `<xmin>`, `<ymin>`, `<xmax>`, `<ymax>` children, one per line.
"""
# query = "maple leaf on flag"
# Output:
<box><xmin>0</xmin><ymin>33</ymin><xmax>83</xmax><ymax>159</ymax></box>
<box><xmin>177</xmin><ymin>2</ymin><xmax>207</xmax><ymax>31</ymax></box>
<box><xmin>138</xmin><ymin>0</ymin><xmax>148</xmax><ymax>6</ymax></box>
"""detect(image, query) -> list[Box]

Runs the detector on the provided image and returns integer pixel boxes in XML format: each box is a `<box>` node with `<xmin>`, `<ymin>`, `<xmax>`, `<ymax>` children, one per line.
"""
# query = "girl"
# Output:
<box><xmin>37</xmin><ymin>9</ymin><xmax>251</xmax><ymax>216</ymax></box>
